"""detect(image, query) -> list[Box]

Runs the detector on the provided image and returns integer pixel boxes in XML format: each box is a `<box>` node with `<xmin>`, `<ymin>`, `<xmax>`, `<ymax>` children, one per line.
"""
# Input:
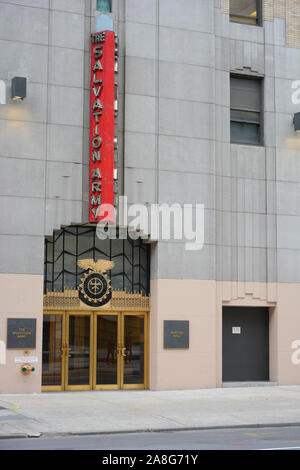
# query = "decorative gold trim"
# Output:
<box><xmin>44</xmin><ymin>289</ymin><xmax>80</xmax><ymax>308</ymax></box>
<box><xmin>77</xmin><ymin>259</ymin><xmax>114</xmax><ymax>273</ymax></box>
<box><xmin>43</xmin><ymin>288</ymin><xmax>150</xmax><ymax>311</ymax></box>
<box><xmin>111</xmin><ymin>290</ymin><xmax>150</xmax><ymax>311</ymax></box>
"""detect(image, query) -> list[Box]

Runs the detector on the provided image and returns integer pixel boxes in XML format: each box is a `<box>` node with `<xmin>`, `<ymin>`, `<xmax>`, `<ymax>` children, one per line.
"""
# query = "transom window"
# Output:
<box><xmin>96</xmin><ymin>0</ymin><xmax>112</xmax><ymax>13</ymax></box>
<box><xmin>230</xmin><ymin>0</ymin><xmax>262</xmax><ymax>26</ymax></box>
<box><xmin>44</xmin><ymin>226</ymin><xmax>150</xmax><ymax>295</ymax></box>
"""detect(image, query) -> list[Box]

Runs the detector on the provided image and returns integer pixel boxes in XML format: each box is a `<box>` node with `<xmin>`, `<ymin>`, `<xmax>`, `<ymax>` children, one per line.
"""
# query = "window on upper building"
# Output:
<box><xmin>96</xmin><ymin>0</ymin><xmax>112</xmax><ymax>13</ymax></box>
<box><xmin>230</xmin><ymin>0</ymin><xmax>262</xmax><ymax>26</ymax></box>
<box><xmin>230</xmin><ymin>75</ymin><xmax>263</xmax><ymax>145</ymax></box>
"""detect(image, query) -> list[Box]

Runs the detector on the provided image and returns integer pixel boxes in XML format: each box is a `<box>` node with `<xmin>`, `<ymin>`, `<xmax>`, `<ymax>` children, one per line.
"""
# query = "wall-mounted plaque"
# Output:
<box><xmin>7</xmin><ymin>319</ymin><xmax>36</xmax><ymax>349</ymax></box>
<box><xmin>14</xmin><ymin>356</ymin><xmax>38</xmax><ymax>364</ymax></box>
<box><xmin>164</xmin><ymin>321</ymin><xmax>189</xmax><ymax>349</ymax></box>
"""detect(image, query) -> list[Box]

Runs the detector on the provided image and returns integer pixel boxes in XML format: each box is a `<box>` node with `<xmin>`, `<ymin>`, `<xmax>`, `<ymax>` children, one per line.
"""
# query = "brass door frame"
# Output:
<box><xmin>93</xmin><ymin>312</ymin><xmax>149</xmax><ymax>390</ymax></box>
<box><xmin>120</xmin><ymin>312</ymin><xmax>149</xmax><ymax>390</ymax></box>
<box><xmin>93</xmin><ymin>312</ymin><xmax>121</xmax><ymax>391</ymax></box>
<box><xmin>42</xmin><ymin>310</ymin><xmax>149</xmax><ymax>392</ymax></box>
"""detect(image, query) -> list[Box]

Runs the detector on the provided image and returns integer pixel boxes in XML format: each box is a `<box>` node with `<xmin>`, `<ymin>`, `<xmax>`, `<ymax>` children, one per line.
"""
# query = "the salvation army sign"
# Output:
<box><xmin>89</xmin><ymin>30</ymin><xmax>116</xmax><ymax>223</ymax></box>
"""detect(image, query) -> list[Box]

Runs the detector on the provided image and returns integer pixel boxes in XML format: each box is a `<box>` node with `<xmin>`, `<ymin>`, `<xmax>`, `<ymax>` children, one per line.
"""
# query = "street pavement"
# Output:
<box><xmin>0</xmin><ymin>386</ymin><xmax>300</xmax><ymax>440</ymax></box>
<box><xmin>2</xmin><ymin>426</ymin><xmax>300</xmax><ymax>450</ymax></box>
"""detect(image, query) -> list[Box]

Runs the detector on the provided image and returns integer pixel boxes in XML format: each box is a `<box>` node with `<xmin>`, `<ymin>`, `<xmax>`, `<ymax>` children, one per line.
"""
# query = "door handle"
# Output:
<box><xmin>117</xmin><ymin>346</ymin><xmax>127</xmax><ymax>357</ymax></box>
<box><xmin>66</xmin><ymin>346</ymin><xmax>71</xmax><ymax>358</ymax></box>
<box><xmin>62</xmin><ymin>343</ymin><xmax>71</xmax><ymax>358</ymax></box>
<box><xmin>61</xmin><ymin>342</ymin><xmax>66</xmax><ymax>358</ymax></box>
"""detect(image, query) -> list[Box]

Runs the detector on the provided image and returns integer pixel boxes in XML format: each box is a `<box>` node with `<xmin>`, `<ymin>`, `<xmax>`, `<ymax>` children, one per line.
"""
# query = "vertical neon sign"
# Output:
<box><xmin>90</xmin><ymin>30</ymin><xmax>116</xmax><ymax>222</ymax></box>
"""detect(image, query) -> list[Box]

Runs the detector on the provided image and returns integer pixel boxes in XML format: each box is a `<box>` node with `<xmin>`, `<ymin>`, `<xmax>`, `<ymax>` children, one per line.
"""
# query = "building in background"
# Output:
<box><xmin>0</xmin><ymin>0</ymin><xmax>300</xmax><ymax>393</ymax></box>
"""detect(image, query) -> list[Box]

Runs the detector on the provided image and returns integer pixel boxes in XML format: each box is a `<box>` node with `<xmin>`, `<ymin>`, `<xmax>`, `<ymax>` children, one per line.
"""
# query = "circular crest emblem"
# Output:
<box><xmin>77</xmin><ymin>259</ymin><xmax>114</xmax><ymax>307</ymax></box>
<box><xmin>79</xmin><ymin>272</ymin><xmax>112</xmax><ymax>307</ymax></box>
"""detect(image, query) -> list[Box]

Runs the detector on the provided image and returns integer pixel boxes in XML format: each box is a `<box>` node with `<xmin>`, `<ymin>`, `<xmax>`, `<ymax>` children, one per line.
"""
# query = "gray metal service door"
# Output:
<box><xmin>222</xmin><ymin>307</ymin><xmax>269</xmax><ymax>382</ymax></box>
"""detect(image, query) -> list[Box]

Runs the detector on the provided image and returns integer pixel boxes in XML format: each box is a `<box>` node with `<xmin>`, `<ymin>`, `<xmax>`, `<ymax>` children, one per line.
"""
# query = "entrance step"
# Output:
<box><xmin>222</xmin><ymin>381</ymin><xmax>278</xmax><ymax>388</ymax></box>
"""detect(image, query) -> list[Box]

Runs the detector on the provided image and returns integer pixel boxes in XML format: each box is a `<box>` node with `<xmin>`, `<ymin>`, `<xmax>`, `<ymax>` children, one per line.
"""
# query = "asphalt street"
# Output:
<box><xmin>1</xmin><ymin>426</ymin><xmax>300</xmax><ymax>450</ymax></box>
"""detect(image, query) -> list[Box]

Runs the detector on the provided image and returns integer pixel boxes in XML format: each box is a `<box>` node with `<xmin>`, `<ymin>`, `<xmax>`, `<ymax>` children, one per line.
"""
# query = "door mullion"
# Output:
<box><xmin>119</xmin><ymin>313</ymin><xmax>124</xmax><ymax>389</ymax></box>
<box><xmin>63</xmin><ymin>312</ymin><xmax>68</xmax><ymax>390</ymax></box>
<box><xmin>92</xmin><ymin>312</ymin><xmax>96</xmax><ymax>390</ymax></box>
<box><xmin>90</xmin><ymin>313</ymin><xmax>94</xmax><ymax>390</ymax></box>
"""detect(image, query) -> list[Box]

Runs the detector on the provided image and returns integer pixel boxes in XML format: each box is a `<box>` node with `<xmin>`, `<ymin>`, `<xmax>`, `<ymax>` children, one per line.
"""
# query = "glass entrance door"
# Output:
<box><xmin>65</xmin><ymin>313</ymin><xmax>93</xmax><ymax>390</ymax></box>
<box><xmin>42</xmin><ymin>313</ymin><xmax>65</xmax><ymax>391</ymax></box>
<box><xmin>42</xmin><ymin>311</ymin><xmax>148</xmax><ymax>391</ymax></box>
<box><xmin>94</xmin><ymin>312</ymin><xmax>147</xmax><ymax>390</ymax></box>
<box><xmin>121</xmin><ymin>314</ymin><xmax>146</xmax><ymax>389</ymax></box>
<box><xmin>94</xmin><ymin>314</ymin><xmax>119</xmax><ymax>389</ymax></box>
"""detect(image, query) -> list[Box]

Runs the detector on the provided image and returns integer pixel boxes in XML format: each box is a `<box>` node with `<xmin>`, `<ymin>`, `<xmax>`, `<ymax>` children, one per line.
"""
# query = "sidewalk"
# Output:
<box><xmin>1</xmin><ymin>386</ymin><xmax>300</xmax><ymax>439</ymax></box>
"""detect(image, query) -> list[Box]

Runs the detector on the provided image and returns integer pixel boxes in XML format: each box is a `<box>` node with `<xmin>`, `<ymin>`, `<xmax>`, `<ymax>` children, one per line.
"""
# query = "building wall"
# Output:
<box><xmin>129</xmin><ymin>0</ymin><xmax>300</xmax><ymax>389</ymax></box>
<box><xmin>0</xmin><ymin>0</ymin><xmax>88</xmax><ymax>392</ymax></box>
<box><xmin>0</xmin><ymin>0</ymin><xmax>88</xmax><ymax>278</ymax></box>
<box><xmin>149</xmin><ymin>279</ymin><xmax>300</xmax><ymax>390</ymax></box>
<box><xmin>3</xmin><ymin>3</ymin><xmax>300</xmax><ymax>286</ymax></box>
<box><xmin>122</xmin><ymin>0</ymin><xmax>300</xmax><ymax>284</ymax></box>
<box><xmin>0</xmin><ymin>0</ymin><xmax>300</xmax><ymax>392</ymax></box>
<box><xmin>0</xmin><ymin>275</ymin><xmax>43</xmax><ymax>393</ymax></box>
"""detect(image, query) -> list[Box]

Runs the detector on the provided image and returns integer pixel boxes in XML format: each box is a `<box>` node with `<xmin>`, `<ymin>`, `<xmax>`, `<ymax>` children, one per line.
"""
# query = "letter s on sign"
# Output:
<box><xmin>291</xmin><ymin>340</ymin><xmax>300</xmax><ymax>365</ymax></box>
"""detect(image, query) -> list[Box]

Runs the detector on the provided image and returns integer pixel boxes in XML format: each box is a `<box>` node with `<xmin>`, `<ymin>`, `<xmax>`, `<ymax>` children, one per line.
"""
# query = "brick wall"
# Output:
<box><xmin>286</xmin><ymin>0</ymin><xmax>300</xmax><ymax>48</ymax></box>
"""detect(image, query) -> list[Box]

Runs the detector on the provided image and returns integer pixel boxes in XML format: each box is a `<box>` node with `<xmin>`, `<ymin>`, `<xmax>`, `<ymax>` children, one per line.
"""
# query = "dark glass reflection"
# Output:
<box><xmin>123</xmin><ymin>316</ymin><xmax>144</xmax><ymax>385</ymax></box>
<box><xmin>96</xmin><ymin>316</ymin><xmax>118</xmax><ymax>385</ymax></box>
<box><xmin>230</xmin><ymin>121</ymin><xmax>260</xmax><ymax>144</ymax></box>
<box><xmin>42</xmin><ymin>315</ymin><xmax>62</xmax><ymax>386</ymax></box>
<box><xmin>230</xmin><ymin>0</ymin><xmax>258</xmax><ymax>24</ymax></box>
<box><xmin>96</xmin><ymin>0</ymin><xmax>111</xmax><ymax>13</ymax></box>
<box><xmin>68</xmin><ymin>316</ymin><xmax>90</xmax><ymax>386</ymax></box>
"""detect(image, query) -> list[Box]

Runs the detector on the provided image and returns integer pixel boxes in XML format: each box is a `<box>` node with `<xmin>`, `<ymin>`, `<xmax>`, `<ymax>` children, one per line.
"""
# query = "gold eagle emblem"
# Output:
<box><xmin>77</xmin><ymin>259</ymin><xmax>114</xmax><ymax>274</ymax></box>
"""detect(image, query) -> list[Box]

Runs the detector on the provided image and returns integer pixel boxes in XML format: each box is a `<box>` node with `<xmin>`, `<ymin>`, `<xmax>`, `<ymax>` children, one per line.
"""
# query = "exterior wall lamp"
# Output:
<box><xmin>11</xmin><ymin>76</ymin><xmax>27</xmax><ymax>101</ymax></box>
<box><xmin>293</xmin><ymin>112</ymin><xmax>300</xmax><ymax>132</ymax></box>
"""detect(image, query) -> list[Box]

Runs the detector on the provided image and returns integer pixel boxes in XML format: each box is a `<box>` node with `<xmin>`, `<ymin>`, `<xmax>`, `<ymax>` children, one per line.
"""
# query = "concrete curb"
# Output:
<box><xmin>1</xmin><ymin>422</ymin><xmax>300</xmax><ymax>440</ymax></box>
<box><xmin>0</xmin><ymin>434</ymin><xmax>33</xmax><ymax>440</ymax></box>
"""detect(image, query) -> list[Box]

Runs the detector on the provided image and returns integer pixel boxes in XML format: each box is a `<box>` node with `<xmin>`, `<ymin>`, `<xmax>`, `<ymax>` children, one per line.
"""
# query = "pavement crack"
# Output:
<box><xmin>154</xmin><ymin>414</ymin><xmax>185</xmax><ymax>426</ymax></box>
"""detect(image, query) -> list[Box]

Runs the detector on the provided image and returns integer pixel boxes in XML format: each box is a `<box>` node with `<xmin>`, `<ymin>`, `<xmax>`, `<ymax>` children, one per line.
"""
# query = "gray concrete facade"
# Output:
<box><xmin>0</xmin><ymin>0</ymin><xmax>299</xmax><ymax>285</ymax></box>
<box><xmin>0</xmin><ymin>0</ymin><xmax>88</xmax><ymax>274</ymax></box>
<box><xmin>122</xmin><ymin>0</ymin><xmax>300</xmax><ymax>284</ymax></box>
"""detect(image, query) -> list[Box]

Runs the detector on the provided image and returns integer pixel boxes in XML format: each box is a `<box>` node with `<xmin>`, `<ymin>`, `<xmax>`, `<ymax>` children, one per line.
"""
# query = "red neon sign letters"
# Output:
<box><xmin>89</xmin><ymin>30</ymin><xmax>116</xmax><ymax>223</ymax></box>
